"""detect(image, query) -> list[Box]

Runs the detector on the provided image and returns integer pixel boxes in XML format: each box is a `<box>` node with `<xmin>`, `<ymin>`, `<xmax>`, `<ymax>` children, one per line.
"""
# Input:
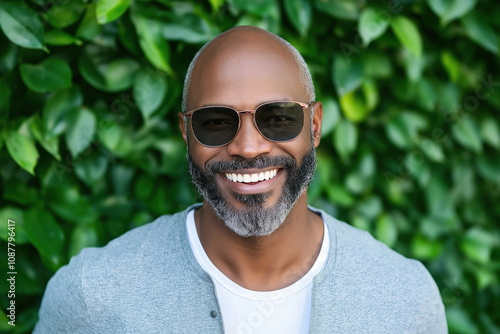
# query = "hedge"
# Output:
<box><xmin>0</xmin><ymin>0</ymin><xmax>499</xmax><ymax>332</ymax></box>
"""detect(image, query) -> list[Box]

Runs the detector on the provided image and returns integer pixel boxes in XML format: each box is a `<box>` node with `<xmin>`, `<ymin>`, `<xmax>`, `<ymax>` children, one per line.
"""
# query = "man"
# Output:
<box><xmin>34</xmin><ymin>26</ymin><xmax>447</xmax><ymax>333</ymax></box>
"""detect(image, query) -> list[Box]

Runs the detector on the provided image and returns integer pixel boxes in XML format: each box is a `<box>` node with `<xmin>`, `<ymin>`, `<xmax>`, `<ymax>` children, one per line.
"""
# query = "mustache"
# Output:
<box><xmin>205</xmin><ymin>155</ymin><xmax>297</xmax><ymax>176</ymax></box>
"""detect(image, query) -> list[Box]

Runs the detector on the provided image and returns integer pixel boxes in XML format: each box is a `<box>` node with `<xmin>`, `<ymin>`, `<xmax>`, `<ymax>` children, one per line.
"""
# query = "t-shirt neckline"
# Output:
<box><xmin>186</xmin><ymin>209</ymin><xmax>330</xmax><ymax>301</ymax></box>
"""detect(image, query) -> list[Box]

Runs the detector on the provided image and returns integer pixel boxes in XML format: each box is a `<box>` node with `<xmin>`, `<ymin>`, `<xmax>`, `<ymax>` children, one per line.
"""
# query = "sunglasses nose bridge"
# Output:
<box><xmin>236</xmin><ymin>110</ymin><xmax>260</xmax><ymax>136</ymax></box>
<box><xmin>227</xmin><ymin>112</ymin><xmax>273</xmax><ymax>158</ymax></box>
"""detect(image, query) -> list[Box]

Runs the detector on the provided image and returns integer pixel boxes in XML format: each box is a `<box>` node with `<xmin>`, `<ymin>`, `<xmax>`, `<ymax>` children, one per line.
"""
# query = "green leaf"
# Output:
<box><xmin>135</xmin><ymin>174</ymin><xmax>155</xmax><ymax>200</ymax></box>
<box><xmin>0</xmin><ymin>39</ymin><xmax>17</xmax><ymax>76</ymax></box>
<box><xmin>45</xmin><ymin>30</ymin><xmax>83</xmax><ymax>46</ymax></box>
<box><xmin>385</xmin><ymin>112</ymin><xmax>426</xmax><ymax>149</ymax></box>
<box><xmin>332</xmin><ymin>55</ymin><xmax>363</xmax><ymax>97</ymax></box>
<box><xmin>104</xmin><ymin>58</ymin><xmax>140</xmax><ymax>91</ymax></box>
<box><xmin>29</xmin><ymin>115</ymin><xmax>61</xmax><ymax>161</ymax></box>
<box><xmin>47</xmin><ymin>2</ymin><xmax>85</xmax><ymax>29</ymax></box>
<box><xmin>5</xmin><ymin>132</ymin><xmax>39</xmax><ymax>175</ymax></box>
<box><xmin>452</xmin><ymin>117</ymin><xmax>482</xmax><ymax>153</ymax></box>
<box><xmin>461</xmin><ymin>227</ymin><xmax>498</xmax><ymax>265</ymax></box>
<box><xmin>420</xmin><ymin>216</ymin><xmax>449</xmax><ymax>240</ymax></box>
<box><xmin>43</xmin><ymin>86</ymin><xmax>83</xmax><ymax>137</ymax></box>
<box><xmin>20</xmin><ymin>58</ymin><xmax>72</xmax><ymax>93</ymax></box>
<box><xmin>0</xmin><ymin>310</ymin><xmax>11</xmax><ymax>331</ymax></box>
<box><xmin>334</xmin><ymin>119</ymin><xmax>357</xmax><ymax>161</ymax></box>
<box><xmin>235</xmin><ymin>14</ymin><xmax>279</xmax><ymax>33</ymax></box>
<box><xmin>46</xmin><ymin>186</ymin><xmax>99</xmax><ymax>224</ymax></box>
<box><xmin>441</xmin><ymin>51</ymin><xmax>461</xmax><ymax>82</ymax></box>
<box><xmin>77</xmin><ymin>46</ymin><xmax>107</xmax><ymax>91</ymax></box>
<box><xmin>476</xmin><ymin>268</ymin><xmax>497</xmax><ymax>290</ymax></box>
<box><xmin>0</xmin><ymin>2</ymin><xmax>46</xmax><ymax>51</ymax></box>
<box><xmin>96</xmin><ymin>0</ymin><xmax>130</xmax><ymax>25</ymax></box>
<box><xmin>320</xmin><ymin>98</ymin><xmax>340</xmax><ymax>138</ymax></box>
<box><xmin>69</xmin><ymin>224</ymin><xmax>99</xmax><ymax>258</ymax></box>
<box><xmin>358</xmin><ymin>7</ymin><xmax>389</xmax><ymax>46</ymax></box>
<box><xmin>132</xmin><ymin>14</ymin><xmax>170</xmax><ymax>73</ymax></box>
<box><xmin>402</xmin><ymin>49</ymin><xmax>425</xmax><ymax>82</ymax></box>
<box><xmin>314</xmin><ymin>0</ymin><xmax>359</xmax><ymax>21</ymax></box>
<box><xmin>476</xmin><ymin>155</ymin><xmax>500</xmax><ymax>184</ymax></box>
<box><xmin>357</xmin><ymin>196</ymin><xmax>382</xmax><ymax>219</ymax></box>
<box><xmin>375</xmin><ymin>213</ymin><xmax>398</xmax><ymax>248</ymax></box>
<box><xmin>438</xmin><ymin>82</ymin><xmax>460</xmax><ymax>113</ymax></box>
<box><xmin>411</xmin><ymin>234</ymin><xmax>443</xmax><ymax>260</ymax></box>
<box><xmin>208</xmin><ymin>0</ymin><xmax>225</xmax><ymax>12</ymax></box>
<box><xmin>427</xmin><ymin>0</ymin><xmax>476</xmax><ymax>26</ymax></box>
<box><xmin>425</xmin><ymin>176</ymin><xmax>454</xmax><ymax>217</ymax></box>
<box><xmin>117</xmin><ymin>13</ymin><xmax>141</xmax><ymax>55</ymax></box>
<box><xmin>363</xmin><ymin>53</ymin><xmax>392</xmax><ymax>79</ymax></box>
<box><xmin>284</xmin><ymin>0</ymin><xmax>312</xmax><ymax>37</ymax></box>
<box><xmin>418</xmin><ymin>138</ymin><xmax>445</xmax><ymax>163</ymax></box>
<box><xmin>76</xmin><ymin>2</ymin><xmax>102</xmax><ymax>41</ymax></box>
<box><xmin>345</xmin><ymin>172</ymin><xmax>366</xmax><ymax>194</ymax></box>
<box><xmin>98</xmin><ymin>119</ymin><xmax>122</xmax><ymax>153</ymax></box>
<box><xmin>24</xmin><ymin>207</ymin><xmax>65</xmax><ymax>261</ymax></box>
<box><xmin>133</xmin><ymin>68</ymin><xmax>168</xmax><ymax>120</ymax></box>
<box><xmin>0</xmin><ymin>207</ymin><xmax>29</xmax><ymax>244</ymax></box>
<box><xmin>390</xmin><ymin>16</ymin><xmax>422</xmax><ymax>58</ymax></box>
<box><xmin>339</xmin><ymin>90</ymin><xmax>368</xmax><ymax>123</ymax></box>
<box><xmin>480</xmin><ymin>117</ymin><xmax>500</xmax><ymax>149</ymax></box>
<box><xmin>2</xmin><ymin>178</ymin><xmax>38</xmax><ymax>205</ymax></box>
<box><xmin>361</xmin><ymin>80</ymin><xmax>378</xmax><ymax>111</ymax></box>
<box><xmin>416</xmin><ymin>79</ymin><xmax>437</xmax><ymax>111</ymax></box>
<box><xmin>446</xmin><ymin>307</ymin><xmax>479</xmax><ymax>334</ymax></box>
<box><xmin>155</xmin><ymin>138</ymin><xmax>187</xmax><ymax>175</ymax></box>
<box><xmin>75</xmin><ymin>154</ymin><xmax>108</xmax><ymax>187</ymax></box>
<box><xmin>163</xmin><ymin>13</ymin><xmax>220</xmax><ymax>44</ymax></box>
<box><xmin>78</xmin><ymin>47</ymin><xmax>139</xmax><ymax>92</ymax></box>
<box><xmin>110</xmin><ymin>164</ymin><xmax>134</xmax><ymax>195</ymax></box>
<box><xmin>65</xmin><ymin>107</ymin><xmax>96</xmax><ymax>158</ymax></box>
<box><xmin>326</xmin><ymin>183</ymin><xmax>354</xmax><ymax>207</ymax></box>
<box><xmin>461</xmin><ymin>12</ymin><xmax>499</xmax><ymax>54</ymax></box>
<box><xmin>231</xmin><ymin>0</ymin><xmax>279</xmax><ymax>17</ymax></box>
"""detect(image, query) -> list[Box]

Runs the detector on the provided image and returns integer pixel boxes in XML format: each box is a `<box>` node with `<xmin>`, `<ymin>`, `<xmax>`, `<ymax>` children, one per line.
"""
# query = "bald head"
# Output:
<box><xmin>182</xmin><ymin>26</ymin><xmax>315</xmax><ymax>111</ymax></box>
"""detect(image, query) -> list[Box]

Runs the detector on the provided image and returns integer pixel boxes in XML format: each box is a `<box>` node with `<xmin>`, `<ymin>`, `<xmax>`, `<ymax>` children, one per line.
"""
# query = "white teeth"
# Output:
<box><xmin>224</xmin><ymin>169</ymin><xmax>279</xmax><ymax>183</ymax></box>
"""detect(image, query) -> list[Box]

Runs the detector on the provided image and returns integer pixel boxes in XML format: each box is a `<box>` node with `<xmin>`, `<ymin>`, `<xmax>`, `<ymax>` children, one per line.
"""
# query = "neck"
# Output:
<box><xmin>194</xmin><ymin>193</ymin><xmax>324</xmax><ymax>291</ymax></box>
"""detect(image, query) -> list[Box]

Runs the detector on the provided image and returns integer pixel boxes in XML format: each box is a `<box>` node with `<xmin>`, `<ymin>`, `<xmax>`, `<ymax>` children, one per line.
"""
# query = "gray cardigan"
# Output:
<box><xmin>34</xmin><ymin>204</ymin><xmax>447</xmax><ymax>333</ymax></box>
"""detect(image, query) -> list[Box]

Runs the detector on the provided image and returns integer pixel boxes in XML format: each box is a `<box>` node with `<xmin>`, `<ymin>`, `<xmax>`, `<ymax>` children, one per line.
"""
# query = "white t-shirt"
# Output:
<box><xmin>186</xmin><ymin>210</ymin><xmax>329</xmax><ymax>334</ymax></box>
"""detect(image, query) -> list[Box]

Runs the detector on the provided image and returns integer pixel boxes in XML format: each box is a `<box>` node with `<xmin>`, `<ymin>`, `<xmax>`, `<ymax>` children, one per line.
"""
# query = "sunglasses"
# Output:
<box><xmin>184</xmin><ymin>101</ymin><xmax>312</xmax><ymax>147</ymax></box>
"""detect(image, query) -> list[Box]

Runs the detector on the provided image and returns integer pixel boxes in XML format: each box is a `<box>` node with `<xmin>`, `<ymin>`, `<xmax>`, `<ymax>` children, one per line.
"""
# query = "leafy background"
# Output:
<box><xmin>0</xmin><ymin>0</ymin><xmax>499</xmax><ymax>332</ymax></box>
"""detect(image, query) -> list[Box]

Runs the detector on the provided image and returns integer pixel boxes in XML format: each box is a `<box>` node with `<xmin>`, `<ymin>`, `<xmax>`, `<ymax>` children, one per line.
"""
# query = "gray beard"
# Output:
<box><xmin>187</xmin><ymin>148</ymin><xmax>317</xmax><ymax>237</ymax></box>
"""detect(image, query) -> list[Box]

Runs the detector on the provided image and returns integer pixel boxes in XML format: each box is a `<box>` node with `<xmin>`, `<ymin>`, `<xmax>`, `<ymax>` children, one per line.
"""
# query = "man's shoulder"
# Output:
<box><xmin>34</xmin><ymin>205</ymin><xmax>219</xmax><ymax>333</ymax></box>
<box><xmin>76</xmin><ymin>207</ymin><xmax>191</xmax><ymax>272</ymax></box>
<box><xmin>317</xmin><ymin>207</ymin><xmax>427</xmax><ymax>277</ymax></box>
<box><xmin>313</xmin><ymin>207</ymin><xmax>447</xmax><ymax>332</ymax></box>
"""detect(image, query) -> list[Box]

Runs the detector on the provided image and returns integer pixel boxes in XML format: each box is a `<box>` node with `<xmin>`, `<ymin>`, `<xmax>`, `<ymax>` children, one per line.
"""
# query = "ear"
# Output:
<box><xmin>178</xmin><ymin>112</ymin><xmax>188</xmax><ymax>146</ymax></box>
<box><xmin>311</xmin><ymin>101</ymin><xmax>323</xmax><ymax>148</ymax></box>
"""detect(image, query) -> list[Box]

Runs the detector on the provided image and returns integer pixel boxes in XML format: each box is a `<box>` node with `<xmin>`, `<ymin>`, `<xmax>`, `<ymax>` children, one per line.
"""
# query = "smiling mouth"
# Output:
<box><xmin>224</xmin><ymin>168</ymin><xmax>279</xmax><ymax>183</ymax></box>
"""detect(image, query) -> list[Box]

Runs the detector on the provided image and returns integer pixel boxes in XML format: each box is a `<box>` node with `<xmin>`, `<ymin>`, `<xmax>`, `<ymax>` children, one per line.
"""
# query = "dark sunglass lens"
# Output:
<box><xmin>191</xmin><ymin>107</ymin><xmax>239</xmax><ymax>146</ymax></box>
<box><xmin>255</xmin><ymin>102</ymin><xmax>304</xmax><ymax>141</ymax></box>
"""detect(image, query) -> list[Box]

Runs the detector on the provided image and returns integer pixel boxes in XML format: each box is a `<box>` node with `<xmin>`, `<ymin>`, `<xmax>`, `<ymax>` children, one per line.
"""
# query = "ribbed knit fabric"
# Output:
<box><xmin>34</xmin><ymin>204</ymin><xmax>447</xmax><ymax>333</ymax></box>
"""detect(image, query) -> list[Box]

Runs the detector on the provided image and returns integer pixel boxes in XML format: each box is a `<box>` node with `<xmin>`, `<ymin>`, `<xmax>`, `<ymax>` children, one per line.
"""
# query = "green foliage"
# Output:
<box><xmin>0</xmin><ymin>0</ymin><xmax>499</xmax><ymax>332</ymax></box>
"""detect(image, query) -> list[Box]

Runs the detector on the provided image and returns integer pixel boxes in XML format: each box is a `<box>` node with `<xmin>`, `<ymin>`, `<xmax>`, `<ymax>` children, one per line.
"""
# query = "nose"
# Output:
<box><xmin>226</xmin><ymin>114</ymin><xmax>273</xmax><ymax>159</ymax></box>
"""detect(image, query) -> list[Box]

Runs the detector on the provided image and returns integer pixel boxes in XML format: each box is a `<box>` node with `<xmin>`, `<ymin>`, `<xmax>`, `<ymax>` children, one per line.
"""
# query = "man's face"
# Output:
<box><xmin>180</xmin><ymin>32</ymin><xmax>322</xmax><ymax>237</ymax></box>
